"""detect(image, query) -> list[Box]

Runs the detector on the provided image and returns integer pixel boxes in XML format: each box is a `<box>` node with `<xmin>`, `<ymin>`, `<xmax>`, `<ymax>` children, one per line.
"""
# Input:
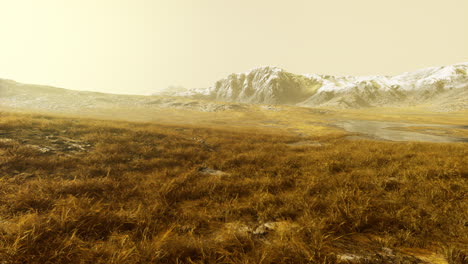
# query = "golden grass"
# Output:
<box><xmin>326</xmin><ymin>107</ymin><xmax>468</xmax><ymax>126</ymax></box>
<box><xmin>0</xmin><ymin>111</ymin><xmax>467</xmax><ymax>263</ymax></box>
<box><xmin>388</xmin><ymin>126</ymin><xmax>468</xmax><ymax>138</ymax></box>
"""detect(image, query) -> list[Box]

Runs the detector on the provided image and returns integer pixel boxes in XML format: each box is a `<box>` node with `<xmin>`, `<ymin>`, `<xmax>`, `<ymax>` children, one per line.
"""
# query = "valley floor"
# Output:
<box><xmin>2</xmin><ymin>101</ymin><xmax>468</xmax><ymax>141</ymax></box>
<box><xmin>0</xmin><ymin>111</ymin><xmax>467</xmax><ymax>263</ymax></box>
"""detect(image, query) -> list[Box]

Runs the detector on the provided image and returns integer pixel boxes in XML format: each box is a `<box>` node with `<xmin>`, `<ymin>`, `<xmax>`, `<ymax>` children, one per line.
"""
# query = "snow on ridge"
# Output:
<box><xmin>304</xmin><ymin>63</ymin><xmax>468</xmax><ymax>93</ymax></box>
<box><xmin>242</xmin><ymin>66</ymin><xmax>284</xmax><ymax>75</ymax></box>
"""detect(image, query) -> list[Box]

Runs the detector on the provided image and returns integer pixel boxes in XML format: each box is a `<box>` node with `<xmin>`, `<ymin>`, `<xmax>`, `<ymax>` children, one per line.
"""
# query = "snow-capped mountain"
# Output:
<box><xmin>176</xmin><ymin>63</ymin><xmax>468</xmax><ymax>109</ymax></box>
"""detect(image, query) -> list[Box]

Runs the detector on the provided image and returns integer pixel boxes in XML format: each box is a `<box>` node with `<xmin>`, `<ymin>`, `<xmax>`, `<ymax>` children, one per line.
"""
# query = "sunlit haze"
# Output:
<box><xmin>0</xmin><ymin>0</ymin><xmax>467</xmax><ymax>95</ymax></box>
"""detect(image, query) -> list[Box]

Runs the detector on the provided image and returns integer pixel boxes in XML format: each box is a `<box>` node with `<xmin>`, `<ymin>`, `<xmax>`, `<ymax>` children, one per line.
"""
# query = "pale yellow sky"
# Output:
<box><xmin>0</xmin><ymin>0</ymin><xmax>467</xmax><ymax>94</ymax></box>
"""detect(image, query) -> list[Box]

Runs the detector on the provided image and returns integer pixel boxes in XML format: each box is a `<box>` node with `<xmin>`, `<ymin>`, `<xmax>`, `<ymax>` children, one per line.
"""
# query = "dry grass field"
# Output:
<box><xmin>0</xmin><ymin>111</ymin><xmax>467</xmax><ymax>263</ymax></box>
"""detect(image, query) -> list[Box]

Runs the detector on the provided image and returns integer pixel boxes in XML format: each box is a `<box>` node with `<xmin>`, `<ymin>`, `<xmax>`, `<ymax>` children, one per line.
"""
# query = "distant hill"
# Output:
<box><xmin>0</xmin><ymin>79</ymin><xmax>249</xmax><ymax>114</ymax></box>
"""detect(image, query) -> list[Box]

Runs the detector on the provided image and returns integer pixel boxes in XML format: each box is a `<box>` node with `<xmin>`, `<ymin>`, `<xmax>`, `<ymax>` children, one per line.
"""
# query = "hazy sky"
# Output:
<box><xmin>0</xmin><ymin>0</ymin><xmax>467</xmax><ymax>94</ymax></box>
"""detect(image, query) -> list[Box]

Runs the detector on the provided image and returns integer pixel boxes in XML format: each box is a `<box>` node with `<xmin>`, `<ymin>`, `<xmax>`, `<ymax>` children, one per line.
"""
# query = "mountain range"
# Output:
<box><xmin>1</xmin><ymin>63</ymin><xmax>467</xmax><ymax>112</ymax></box>
<box><xmin>165</xmin><ymin>62</ymin><xmax>468</xmax><ymax>110</ymax></box>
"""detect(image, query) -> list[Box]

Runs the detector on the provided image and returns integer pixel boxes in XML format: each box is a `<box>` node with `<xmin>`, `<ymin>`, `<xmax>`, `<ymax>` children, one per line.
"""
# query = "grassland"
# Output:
<box><xmin>0</xmin><ymin>111</ymin><xmax>467</xmax><ymax>263</ymax></box>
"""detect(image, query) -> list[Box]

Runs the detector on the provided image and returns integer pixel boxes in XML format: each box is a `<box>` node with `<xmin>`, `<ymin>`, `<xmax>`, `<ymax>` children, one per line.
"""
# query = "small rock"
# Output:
<box><xmin>382</xmin><ymin>247</ymin><xmax>394</xmax><ymax>256</ymax></box>
<box><xmin>337</xmin><ymin>253</ymin><xmax>362</xmax><ymax>262</ymax></box>
<box><xmin>253</xmin><ymin>221</ymin><xmax>300</xmax><ymax>236</ymax></box>
<box><xmin>198</xmin><ymin>167</ymin><xmax>229</xmax><ymax>177</ymax></box>
<box><xmin>38</xmin><ymin>147</ymin><xmax>51</xmax><ymax>153</ymax></box>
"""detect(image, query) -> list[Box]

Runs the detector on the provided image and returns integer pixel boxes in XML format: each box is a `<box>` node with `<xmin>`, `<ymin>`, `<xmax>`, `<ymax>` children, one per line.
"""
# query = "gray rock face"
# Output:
<box><xmin>205</xmin><ymin>66</ymin><xmax>322</xmax><ymax>104</ymax></box>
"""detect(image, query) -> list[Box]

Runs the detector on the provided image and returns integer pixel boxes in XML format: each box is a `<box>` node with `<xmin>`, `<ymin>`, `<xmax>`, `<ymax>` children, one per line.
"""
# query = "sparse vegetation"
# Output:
<box><xmin>0</xmin><ymin>111</ymin><xmax>466</xmax><ymax>263</ymax></box>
